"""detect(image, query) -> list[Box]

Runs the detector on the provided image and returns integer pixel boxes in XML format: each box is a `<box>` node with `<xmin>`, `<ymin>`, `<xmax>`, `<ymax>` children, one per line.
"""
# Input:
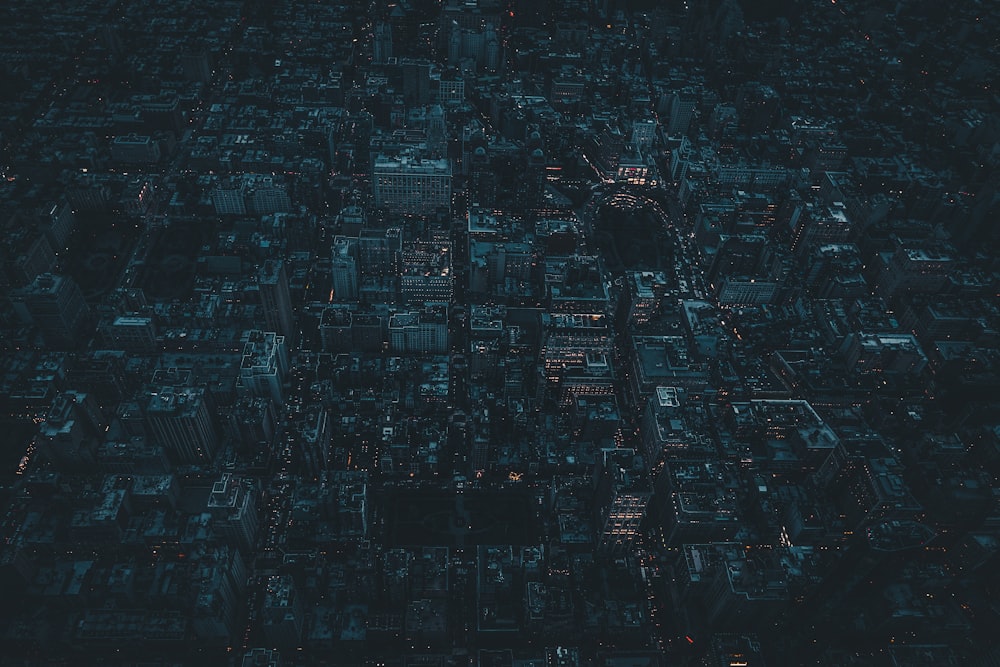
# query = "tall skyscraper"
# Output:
<box><xmin>237</xmin><ymin>330</ymin><xmax>289</xmax><ymax>406</ymax></box>
<box><xmin>257</xmin><ymin>260</ymin><xmax>295</xmax><ymax>345</ymax></box>
<box><xmin>145</xmin><ymin>386</ymin><xmax>219</xmax><ymax>465</ymax></box>
<box><xmin>11</xmin><ymin>273</ymin><xmax>91</xmax><ymax>349</ymax></box>
<box><xmin>373</xmin><ymin>22</ymin><xmax>393</xmax><ymax>64</ymax></box>
<box><xmin>36</xmin><ymin>391</ymin><xmax>106</xmax><ymax>470</ymax></box>
<box><xmin>331</xmin><ymin>236</ymin><xmax>359</xmax><ymax>300</ymax></box>
<box><xmin>667</xmin><ymin>89</ymin><xmax>697</xmax><ymax>136</ymax></box>
<box><xmin>207</xmin><ymin>473</ymin><xmax>259</xmax><ymax>554</ymax></box>
<box><xmin>262</xmin><ymin>575</ymin><xmax>304</xmax><ymax>647</ymax></box>
<box><xmin>594</xmin><ymin>448</ymin><xmax>652</xmax><ymax>555</ymax></box>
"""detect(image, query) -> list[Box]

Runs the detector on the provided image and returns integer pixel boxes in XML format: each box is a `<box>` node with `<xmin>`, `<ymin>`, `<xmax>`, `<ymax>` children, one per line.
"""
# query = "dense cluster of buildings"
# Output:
<box><xmin>0</xmin><ymin>0</ymin><xmax>998</xmax><ymax>665</ymax></box>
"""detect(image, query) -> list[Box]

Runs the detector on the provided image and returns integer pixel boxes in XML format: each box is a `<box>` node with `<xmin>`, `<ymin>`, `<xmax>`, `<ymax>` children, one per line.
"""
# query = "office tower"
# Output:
<box><xmin>228</xmin><ymin>397</ymin><xmax>277</xmax><ymax>452</ymax></box>
<box><xmin>521</xmin><ymin>144</ymin><xmax>546</xmax><ymax>210</ymax></box>
<box><xmin>329</xmin><ymin>471</ymin><xmax>368</xmax><ymax>539</ymax></box>
<box><xmin>789</xmin><ymin>201</ymin><xmax>853</xmax><ymax>256</ymax></box>
<box><xmin>191</xmin><ymin>546</ymin><xmax>246</xmax><ymax>642</ymax></box>
<box><xmin>100</xmin><ymin>315</ymin><xmax>157</xmax><ymax>354</ymax></box>
<box><xmin>38</xmin><ymin>200</ymin><xmax>76</xmax><ymax>250</ymax></box>
<box><xmin>874</xmin><ymin>240</ymin><xmax>955</xmax><ymax>301</ymax></box>
<box><xmin>625</xmin><ymin>271</ymin><xmax>669</xmax><ymax>327</ymax></box>
<box><xmin>708</xmin><ymin>234</ymin><xmax>786</xmax><ymax>306</ymax></box>
<box><xmin>350</xmin><ymin>312</ymin><xmax>388</xmax><ymax>352</ymax></box>
<box><xmin>110</xmin><ymin>135</ymin><xmax>161</xmax><ymax>164</ymax></box>
<box><xmin>331</xmin><ymin>236</ymin><xmax>359</xmax><ymax>300</ymax></box>
<box><xmin>594</xmin><ymin>448</ymin><xmax>652</xmax><ymax>555</ymax></box>
<box><xmin>426</xmin><ymin>104</ymin><xmax>446</xmax><ymax>157</ymax></box>
<box><xmin>401</xmin><ymin>59</ymin><xmax>432</xmax><ymax>106</ymax></box>
<box><xmin>318</xmin><ymin>306</ymin><xmax>352</xmax><ymax>353</ymax></box>
<box><xmin>484</xmin><ymin>24</ymin><xmax>500</xmax><ymax>71</ymax></box>
<box><xmin>589</xmin><ymin>125</ymin><xmax>625</xmax><ymax>177</ymax></box>
<box><xmin>237</xmin><ymin>330</ymin><xmax>288</xmax><ymax>405</ymax></box>
<box><xmin>448</xmin><ymin>28</ymin><xmax>462</xmax><ymax>65</ymax></box>
<box><xmin>247</xmin><ymin>176</ymin><xmax>292</xmax><ymax>215</ymax></box>
<box><xmin>630</xmin><ymin>118</ymin><xmax>657</xmax><ymax>149</ymax></box>
<box><xmin>468</xmin><ymin>146</ymin><xmax>497</xmax><ymax>207</ymax></box>
<box><xmin>541</xmin><ymin>313</ymin><xmax>613</xmax><ymax>384</ymax></box>
<box><xmin>735</xmin><ymin>83</ymin><xmax>780</xmax><ymax>135</ymax></box>
<box><xmin>296</xmin><ymin>405</ymin><xmax>332</xmax><ymax>477</ymax></box>
<box><xmin>640</xmin><ymin>386</ymin><xmax>684</xmax><ymax>466</ymax></box>
<box><xmin>667</xmin><ymin>89</ymin><xmax>697</xmax><ymax>136</ymax></box>
<box><xmin>36</xmin><ymin>390</ymin><xmax>106</xmax><ymax>470</ymax></box>
<box><xmin>262</xmin><ymin>575</ymin><xmax>304</xmax><ymax>647</ymax></box>
<box><xmin>64</xmin><ymin>350</ymin><xmax>130</xmax><ymax>406</ymax></box>
<box><xmin>11</xmin><ymin>273</ymin><xmax>91</xmax><ymax>350</ymax></box>
<box><xmin>388</xmin><ymin>307</ymin><xmax>449</xmax><ymax>354</ymax></box>
<box><xmin>546</xmin><ymin>255</ymin><xmax>611</xmax><ymax>314</ymax></box>
<box><xmin>180</xmin><ymin>49</ymin><xmax>212</xmax><ymax>83</ymax></box>
<box><xmin>373</xmin><ymin>154</ymin><xmax>452</xmax><ymax>215</ymax></box>
<box><xmin>138</xmin><ymin>94</ymin><xmax>185</xmax><ymax>134</ymax></box>
<box><xmin>468</xmin><ymin>240</ymin><xmax>533</xmax><ymax>296</ymax></box>
<box><xmin>145</xmin><ymin>386</ymin><xmax>219</xmax><ymax>464</ymax></box>
<box><xmin>212</xmin><ymin>180</ymin><xmax>248</xmax><ymax>215</ymax></box>
<box><xmin>570</xmin><ymin>393</ymin><xmax>621</xmax><ymax>444</ymax></box>
<box><xmin>358</xmin><ymin>227</ymin><xmax>402</xmax><ymax>277</ymax></box>
<box><xmin>400</xmin><ymin>240</ymin><xmax>454</xmax><ymax>304</ymax></box>
<box><xmin>257</xmin><ymin>260</ymin><xmax>295</xmax><ymax>344</ymax></box>
<box><xmin>207</xmin><ymin>473</ymin><xmax>259</xmax><ymax>554</ymax></box>
<box><xmin>1</xmin><ymin>226</ymin><xmax>56</xmax><ymax>288</ymax></box>
<box><xmin>373</xmin><ymin>22</ymin><xmax>393</xmax><ymax>64</ymax></box>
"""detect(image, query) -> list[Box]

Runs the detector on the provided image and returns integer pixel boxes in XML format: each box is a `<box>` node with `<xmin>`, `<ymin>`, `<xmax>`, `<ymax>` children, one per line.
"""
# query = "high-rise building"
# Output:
<box><xmin>2</xmin><ymin>229</ymin><xmax>56</xmax><ymax>288</ymax></box>
<box><xmin>318</xmin><ymin>306</ymin><xmax>353</xmax><ymax>353</ymax></box>
<box><xmin>207</xmin><ymin>473</ymin><xmax>259</xmax><ymax>554</ymax></box>
<box><xmin>389</xmin><ymin>307</ymin><xmax>449</xmax><ymax>354</ymax></box>
<box><xmin>667</xmin><ymin>89</ymin><xmax>697</xmax><ymax>136</ymax></box>
<box><xmin>100</xmin><ymin>315</ymin><xmax>157</xmax><ymax>353</ymax></box>
<box><xmin>145</xmin><ymin>386</ymin><xmax>219</xmax><ymax>464</ymax></box>
<box><xmin>467</xmin><ymin>145</ymin><xmax>497</xmax><ymax>207</ymax></box>
<box><xmin>262</xmin><ymin>575</ymin><xmax>304</xmax><ymax>647</ymax></box>
<box><xmin>257</xmin><ymin>260</ymin><xmax>295</xmax><ymax>345</ymax></box>
<box><xmin>211</xmin><ymin>180</ymin><xmax>247</xmax><ymax>216</ymax></box>
<box><xmin>874</xmin><ymin>241</ymin><xmax>955</xmax><ymax>301</ymax></box>
<box><xmin>331</xmin><ymin>236</ymin><xmax>359</xmax><ymax>300</ymax></box>
<box><xmin>521</xmin><ymin>144</ymin><xmax>547</xmax><ymax>209</ymax></box>
<box><xmin>237</xmin><ymin>330</ymin><xmax>288</xmax><ymax>405</ymax></box>
<box><xmin>546</xmin><ymin>256</ymin><xmax>610</xmax><ymax>314</ymax></box>
<box><xmin>247</xmin><ymin>176</ymin><xmax>292</xmax><ymax>215</ymax></box>
<box><xmin>631</xmin><ymin>118</ymin><xmax>657</xmax><ymax>149</ymax></box>
<box><xmin>373</xmin><ymin>22</ymin><xmax>393</xmax><ymax>64</ymax></box>
<box><xmin>625</xmin><ymin>271</ymin><xmax>669</xmax><ymax>326</ymax></box>
<box><xmin>357</xmin><ymin>227</ymin><xmax>402</xmax><ymax>277</ymax></box>
<box><xmin>735</xmin><ymin>83</ymin><xmax>780</xmax><ymax>135</ymax></box>
<box><xmin>110</xmin><ymin>134</ymin><xmax>161</xmax><ymax>164</ymax></box>
<box><xmin>401</xmin><ymin>60</ymin><xmax>432</xmax><ymax>106</ymax></box>
<box><xmin>36</xmin><ymin>391</ymin><xmax>106</xmax><ymax>470</ymax></box>
<box><xmin>11</xmin><ymin>273</ymin><xmax>91</xmax><ymax>349</ymax></box>
<box><xmin>191</xmin><ymin>546</ymin><xmax>246</xmax><ymax>642</ymax></box>
<box><xmin>789</xmin><ymin>201</ymin><xmax>853</xmax><ymax>256</ymax></box>
<box><xmin>373</xmin><ymin>154</ymin><xmax>452</xmax><ymax>215</ymax></box>
<box><xmin>594</xmin><ymin>448</ymin><xmax>652</xmax><ymax>555</ymax></box>
<box><xmin>400</xmin><ymin>241</ymin><xmax>454</xmax><ymax>304</ymax></box>
<box><xmin>426</xmin><ymin>104</ymin><xmax>446</xmax><ymax>157</ymax></box>
<box><xmin>180</xmin><ymin>49</ymin><xmax>212</xmax><ymax>83</ymax></box>
<box><xmin>541</xmin><ymin>313</ymin><xmax>613</xmax><ymax>383</ymax></box>
<box><xmin>37</xmin><ymin>200</ymin><xmax>76</xmax><ymax>250</ymax></box>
